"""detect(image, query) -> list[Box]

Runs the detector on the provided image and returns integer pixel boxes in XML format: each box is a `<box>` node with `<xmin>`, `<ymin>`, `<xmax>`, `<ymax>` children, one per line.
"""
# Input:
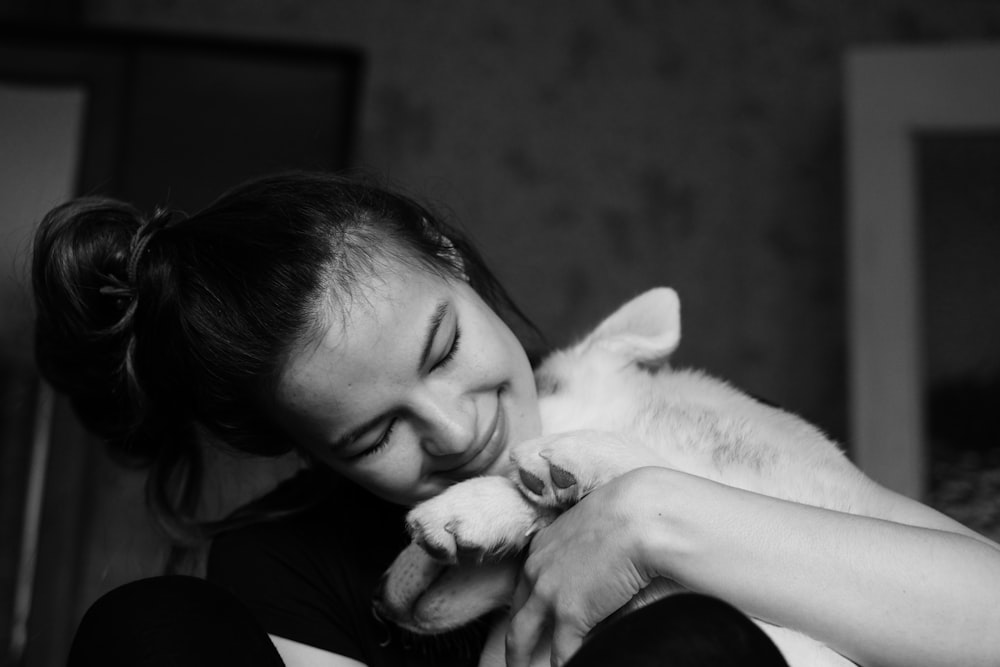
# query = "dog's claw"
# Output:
<box><xmin>519</xmin><ymin>468</ymin><xmax>545</xmax><ymax>495</ymax></box>
<box><xmin>549</xmin><ymin>464</ymin><xmax>576</xmax><ymax>489</ymax></box>
<box><xmin>416</xmin><ymin>535</ymin><xmax>456</xmax><ymax>563</ymax></box>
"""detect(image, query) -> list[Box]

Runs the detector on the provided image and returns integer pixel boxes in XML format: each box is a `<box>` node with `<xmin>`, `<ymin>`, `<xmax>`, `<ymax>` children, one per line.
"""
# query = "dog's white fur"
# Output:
<box><xmin>374</xmin><ymin>288</ymin><xmax>928</xmax><ymax>666</ymax></box>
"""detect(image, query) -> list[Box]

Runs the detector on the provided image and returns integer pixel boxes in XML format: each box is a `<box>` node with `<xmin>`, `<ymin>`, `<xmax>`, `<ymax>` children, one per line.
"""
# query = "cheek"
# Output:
<box><xmin>498</xmin><ymin>343</ymin><xmax>542</xmax><ymax>441</ymax></box>
<box><xmin>327</xmin><ymin>448</ymin><xmax>426</xmax><ymax>503</ymax></box>
<box><xmin>482</xmin><ymin>317</ymin><xmax>534</xmax><ymax>386</ymax></box>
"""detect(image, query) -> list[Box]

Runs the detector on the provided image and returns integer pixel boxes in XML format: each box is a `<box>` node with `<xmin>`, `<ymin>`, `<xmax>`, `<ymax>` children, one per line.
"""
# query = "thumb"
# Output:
<box><xmin>549</xmin><ymin>621</ymin><xmax>586</xmax><ymax>667</ymax></box>
<box><xmin>506</xmin><ymin>576</ymin><xmax>545</xmax><ymax>667</ymax></box>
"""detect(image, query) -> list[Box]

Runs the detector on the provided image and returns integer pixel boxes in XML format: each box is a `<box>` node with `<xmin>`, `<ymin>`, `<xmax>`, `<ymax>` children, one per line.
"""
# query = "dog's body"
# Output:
<box><xmin>375</xmin><ymin>288</ymin><xmax>910</xmax><ymax>666</ymax></box>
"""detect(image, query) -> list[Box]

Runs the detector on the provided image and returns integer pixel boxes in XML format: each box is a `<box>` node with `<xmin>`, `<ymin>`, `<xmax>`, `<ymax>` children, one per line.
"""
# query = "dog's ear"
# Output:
<box><xmin>584</xmin><ymin>287</ymin><xmax>681</xmax><ymax>368</ymax></box>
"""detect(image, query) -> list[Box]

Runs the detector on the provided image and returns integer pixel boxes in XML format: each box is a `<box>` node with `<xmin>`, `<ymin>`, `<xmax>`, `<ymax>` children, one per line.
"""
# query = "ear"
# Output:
<box><xmin>584</xmin><ymin>288</ymin><xmax>681</xmax><ymax>367</ymax></box>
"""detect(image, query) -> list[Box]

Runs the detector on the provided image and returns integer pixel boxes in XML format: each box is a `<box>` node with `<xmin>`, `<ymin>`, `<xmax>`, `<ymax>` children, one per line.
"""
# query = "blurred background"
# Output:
<box><xmin>1</xmin><ymin>1</ymin><xmax>999</xmax><ymax>665</ymax></box>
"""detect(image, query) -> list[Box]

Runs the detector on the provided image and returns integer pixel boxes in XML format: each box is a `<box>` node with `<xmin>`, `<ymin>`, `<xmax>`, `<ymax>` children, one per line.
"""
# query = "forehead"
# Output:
<box><xmin>273</xmin><ymin>262</ymin><xmax>446</xmax><ymax>435</ymax></box>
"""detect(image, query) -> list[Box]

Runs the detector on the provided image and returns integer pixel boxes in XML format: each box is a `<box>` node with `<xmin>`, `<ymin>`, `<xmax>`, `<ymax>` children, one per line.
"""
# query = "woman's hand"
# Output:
<box><xmin>504</xmin><ymin>467</ymin><xmax>665</xmax><ymax>667</ymax></box>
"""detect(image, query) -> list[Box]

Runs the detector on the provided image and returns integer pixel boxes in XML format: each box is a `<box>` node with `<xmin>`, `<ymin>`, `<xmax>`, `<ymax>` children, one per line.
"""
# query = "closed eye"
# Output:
<box><xmin>347</xmin><ymin>418</ymin><xmax>397</xmax><ymax>460</ymax></box>
<box><xmin>435</xmin><ymin>324</ymin><xmax>461</xmax><ymax>369</ymax></box>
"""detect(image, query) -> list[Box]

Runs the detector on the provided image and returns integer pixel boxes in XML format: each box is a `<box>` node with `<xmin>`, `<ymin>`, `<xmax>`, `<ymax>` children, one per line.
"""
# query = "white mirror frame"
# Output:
<box><xmin>846</xmin><ymin>45</ymin><xmax>1000</xmax><ymax>498</ymax></box>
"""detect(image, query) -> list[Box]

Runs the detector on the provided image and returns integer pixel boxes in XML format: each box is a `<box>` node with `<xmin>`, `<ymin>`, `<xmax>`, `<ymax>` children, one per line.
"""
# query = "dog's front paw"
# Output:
<box><xmin>406</xmin><ymin>476</ymin><xmax>546</xmax><ymax>563</ymax></box>
<box><xmin>510</xmin><ymin>430</ymin><xmax>659</xmax><ymax>508</ymax></box>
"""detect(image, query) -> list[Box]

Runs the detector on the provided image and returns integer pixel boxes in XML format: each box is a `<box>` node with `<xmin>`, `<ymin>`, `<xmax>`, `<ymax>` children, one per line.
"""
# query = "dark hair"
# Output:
<box><xmin>32</xmin><ymin>171</ymin><xmax>540</xmax><ymax>548</ymax></box>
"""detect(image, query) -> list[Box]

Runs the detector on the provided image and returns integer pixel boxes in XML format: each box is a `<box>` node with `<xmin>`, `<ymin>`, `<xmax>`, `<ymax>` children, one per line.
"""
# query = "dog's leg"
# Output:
<box><xmin>406</xmin><ymin>475</ymin><xmax>551</xmax><ymax>563</ymax></box>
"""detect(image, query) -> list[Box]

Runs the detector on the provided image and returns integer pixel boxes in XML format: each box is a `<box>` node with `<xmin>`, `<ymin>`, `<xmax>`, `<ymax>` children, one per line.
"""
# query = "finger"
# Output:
<box><xmin>506</xmin><ymin>589</ymin><xmax>548</xmax><ymax>667</ymax></box>
<box><xmin>509</xmin><ymin>572</ymin><xmax>532</xmax><ymax>615</ymax></box>
<box><xmin>549</xmin><ymin>621</ymin><xmax>586</xmax><ymax>667</ymax></box>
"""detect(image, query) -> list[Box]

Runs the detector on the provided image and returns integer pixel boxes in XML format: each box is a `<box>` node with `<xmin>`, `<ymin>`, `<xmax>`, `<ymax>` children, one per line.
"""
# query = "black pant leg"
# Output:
<box><xmin>565</xmin><ymin>593</ymin><xmax>789</xmax><ymax>667</ymax></box>
<box><xmin>67</xmin><ymin>575</ymin><xmax>284</xmax><ymax>667</ymax></box>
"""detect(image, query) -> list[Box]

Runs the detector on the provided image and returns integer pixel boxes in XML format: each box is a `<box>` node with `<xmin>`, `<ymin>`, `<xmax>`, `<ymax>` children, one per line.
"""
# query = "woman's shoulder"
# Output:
<box><xmin>204</xmin><ymin>469</ymin><xmax>424</xmax><ymax>664</ymax></box>
<box><xmin>209</xmin><ymin>468</ymin><xmax>409</xmax><ymax>566</ymax></box>
<box><xmin>205</xmin><ymin>469</ymin><xmax>484</xmax><ymax>667</ymax></box>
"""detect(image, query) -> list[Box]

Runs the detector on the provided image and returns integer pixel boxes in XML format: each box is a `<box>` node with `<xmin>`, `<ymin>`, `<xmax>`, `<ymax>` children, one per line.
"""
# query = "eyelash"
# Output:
<box><xmin>353</xmin><ymin>324</ymin><xmax>462</xmax><ymax>460</ymax></box>
<box><xmin>357</xmin><ymin>418</ymin><xmax>396</xmax><ymax>459</ymax></box>
<box><xmin>436</xmin><ymin>324</ymin><xmax>462</xmax><ymax>369</ymax></box>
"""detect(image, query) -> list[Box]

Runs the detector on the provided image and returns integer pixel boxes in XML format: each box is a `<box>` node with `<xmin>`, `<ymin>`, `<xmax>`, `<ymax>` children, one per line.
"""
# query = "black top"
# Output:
<box><xmin>206</xmin><ymin>470</ymin><xmax>484</xmax><ymax>667</ymax></box>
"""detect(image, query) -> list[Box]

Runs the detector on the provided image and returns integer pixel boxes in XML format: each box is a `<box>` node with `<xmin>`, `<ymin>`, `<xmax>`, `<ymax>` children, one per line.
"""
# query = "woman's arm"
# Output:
<box><xmin>651</xmin><ymin>469</ymin><xmax>1000</xmax><ymax>667</ymax></box>
<box><xmin>861</xmin><ymin>480</ymin><xmax>1000</xmax><ymax>550</ymax></box>
<box><xmin>506</xmin><ymin>466</ymin><xmax>1000</xmax><ymax>667</ymax></box>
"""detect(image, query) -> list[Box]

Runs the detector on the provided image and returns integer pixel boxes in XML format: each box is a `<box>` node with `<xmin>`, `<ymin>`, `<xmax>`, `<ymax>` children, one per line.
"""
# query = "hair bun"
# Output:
<box><xmin>32</xmin><ymin>197</ymin><xmax>149</xmax><ymax>451</ymax></box>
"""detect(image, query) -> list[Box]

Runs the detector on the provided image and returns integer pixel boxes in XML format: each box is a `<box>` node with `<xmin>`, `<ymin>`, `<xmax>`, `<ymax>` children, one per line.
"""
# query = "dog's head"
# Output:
<box><xmin>536</xmin><ymin>287</ymin><xmax>682</xmax><ymax>433</ymax></box>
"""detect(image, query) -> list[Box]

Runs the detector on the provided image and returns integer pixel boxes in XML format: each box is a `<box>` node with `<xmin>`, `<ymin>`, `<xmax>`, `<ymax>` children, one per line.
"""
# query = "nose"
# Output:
<box><xmin>413</xmin><ymin>387</ymin><xmax>477</xmax><ymax>457</ymax></box>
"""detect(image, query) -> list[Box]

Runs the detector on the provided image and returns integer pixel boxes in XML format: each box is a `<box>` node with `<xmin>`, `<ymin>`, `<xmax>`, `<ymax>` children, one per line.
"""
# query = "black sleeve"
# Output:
<box><xmin>208</xmin><ymin>516</ymin><xmax>369</xmax><ymax>660</ymax></box>
<box><xmin>206</xmin><ymin>475</ymin><xmax>481</xmax><ymax>667</ymax></box>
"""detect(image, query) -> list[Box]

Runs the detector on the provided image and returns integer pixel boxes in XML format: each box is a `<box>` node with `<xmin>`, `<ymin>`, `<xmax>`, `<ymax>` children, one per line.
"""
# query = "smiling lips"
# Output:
<box><xmin>446</xmin><ymin>394</ymin><xmax>507</xmax><ymax>480</ymax></box>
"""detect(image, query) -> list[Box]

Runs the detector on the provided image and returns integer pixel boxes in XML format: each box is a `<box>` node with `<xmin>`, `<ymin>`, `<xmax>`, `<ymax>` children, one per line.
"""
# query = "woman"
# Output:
<box><xmin>33</xmin><ymin>172</ymin><xmax>1000</xmax><ymax>667</ymax></box>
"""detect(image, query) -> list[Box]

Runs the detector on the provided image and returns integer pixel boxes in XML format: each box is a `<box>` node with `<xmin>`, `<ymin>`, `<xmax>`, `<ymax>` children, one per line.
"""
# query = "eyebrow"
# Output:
<box><xmin>329</xmin><ymin>299</ymin><xmax>449</xmax><ymax>453</ymax></box>
<box><xmin>418</xmin><ymin>300</ymin><xmax>449</xmax><ymax>371</ymax></box>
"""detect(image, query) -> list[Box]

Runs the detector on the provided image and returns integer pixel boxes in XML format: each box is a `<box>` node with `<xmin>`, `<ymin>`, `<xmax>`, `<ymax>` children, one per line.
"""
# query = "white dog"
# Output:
<box><xmin>374</xmin><ymin>287</ymin><xmax>945</xmax><ymax>666</ymax></box>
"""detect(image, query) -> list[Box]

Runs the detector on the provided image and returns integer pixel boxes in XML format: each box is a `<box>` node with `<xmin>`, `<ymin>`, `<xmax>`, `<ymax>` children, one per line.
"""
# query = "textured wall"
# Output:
<box><xmin>83</xmin><ymin>0</ymin><xmax>1000</xmax><ymax>443</ymax></box>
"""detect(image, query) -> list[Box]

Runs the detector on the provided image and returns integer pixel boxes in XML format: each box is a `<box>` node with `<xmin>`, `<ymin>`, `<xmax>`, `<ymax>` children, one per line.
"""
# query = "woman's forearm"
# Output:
<box><xmin>629</xmin><ymin>467</ymin><xmax>1000</xmax><ymax>667</ymax></box>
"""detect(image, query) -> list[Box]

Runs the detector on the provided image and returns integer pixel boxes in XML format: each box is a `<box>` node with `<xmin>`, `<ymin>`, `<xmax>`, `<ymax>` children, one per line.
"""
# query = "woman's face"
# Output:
<box><xmin>273</xmin><ymin>259</ymin><xmax>541</xmax><ymax>506</ymax></box>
